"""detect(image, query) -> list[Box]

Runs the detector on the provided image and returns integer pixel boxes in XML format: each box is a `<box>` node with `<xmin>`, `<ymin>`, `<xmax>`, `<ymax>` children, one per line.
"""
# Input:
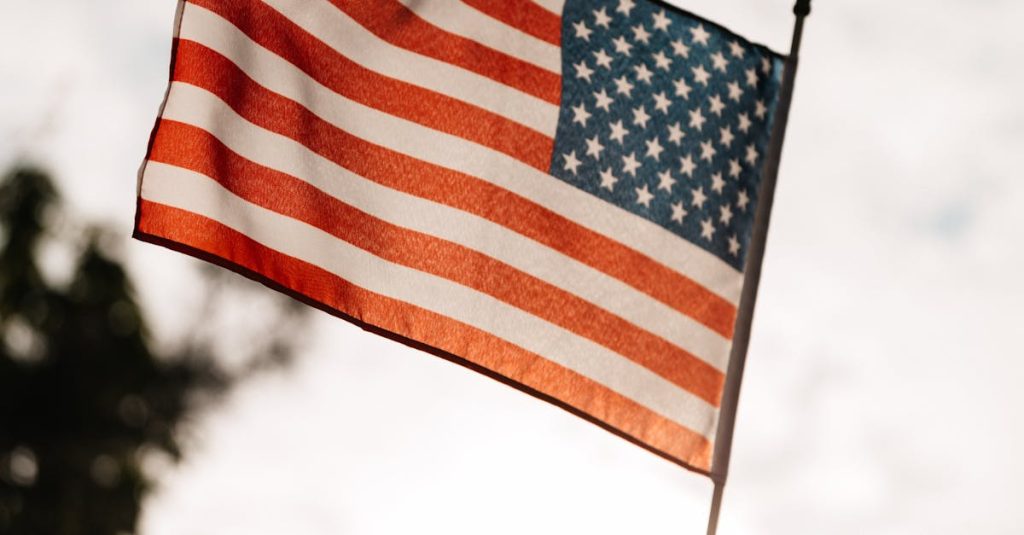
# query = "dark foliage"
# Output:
<box><xmin>0</xmin><ymin>166</ymin><xmax>306</xmax><ymax>534</ymax></box>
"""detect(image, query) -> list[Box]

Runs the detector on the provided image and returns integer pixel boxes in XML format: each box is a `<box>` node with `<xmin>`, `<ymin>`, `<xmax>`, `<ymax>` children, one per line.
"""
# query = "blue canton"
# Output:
<box><xmin>550</xmin><ymin>0</ymin><xmax>784</xmax><ymax>270</ymax></box>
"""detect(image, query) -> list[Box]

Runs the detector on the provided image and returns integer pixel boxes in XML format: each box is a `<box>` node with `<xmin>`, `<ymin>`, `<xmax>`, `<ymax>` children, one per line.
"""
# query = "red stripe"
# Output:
<box><xmin>148</xmin><ymin>120</ymin><xmax>725</xmax><ymax>406</ymax></box>
<box><xmin>170</xmin><ymin>41</ymin><xmax>738</xmax><ymax>338</ymax></box>
<box><xmin>135</xmin><ymin>199</ymin><xmax>714</xmax><ymax>471</ymax></box>
<box><xmin>188</xmin><ymin>0</ymin><xmax>554</xmax><ymax>171</ymax></box>
<box><xmin>462</xmin><ymin>0</ymin><xmax>563</xmax><ymax>47</ymax></box>
<box><xmin>328</xmin><ymin>0</ymin><xmax>562</xmax><ymax>104</ymax></box>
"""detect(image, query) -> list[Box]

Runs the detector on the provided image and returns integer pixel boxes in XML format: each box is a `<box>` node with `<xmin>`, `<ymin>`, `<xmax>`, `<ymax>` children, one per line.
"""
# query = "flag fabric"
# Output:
<box><xmin>135</xmin><ymin>0</ymin><xmax>784</xmax><ymax>474</ymax></box>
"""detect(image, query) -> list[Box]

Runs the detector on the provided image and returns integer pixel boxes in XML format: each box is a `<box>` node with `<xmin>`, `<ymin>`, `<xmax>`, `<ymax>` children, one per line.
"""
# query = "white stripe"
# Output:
<box><xmin>397</xmin><ymin>0</ymin><xmax>561</xmax><ymax>74</ymax></box>
<box><xmin>531</xmin><ymin>0</ymin><xmax>566</xmax><ymax>15</ymax></box>
<box><xmin>161</xmin><ymin>82</ymin><xmax>732</xmax><ymax>371</ymax></box>
<box><xmin>252</xmin><ymin>0</ymin><xmax>559</xmax><ymax>138</ymax></box>
<box><xmin>177</xmin><ymin>4</ymin><xmax>745</xmax><ymax>305</ymax></box>
<box><xmin>140</xmin><ymin>161</ymin><xmax>719</xmax><ymax>440</ymax></box>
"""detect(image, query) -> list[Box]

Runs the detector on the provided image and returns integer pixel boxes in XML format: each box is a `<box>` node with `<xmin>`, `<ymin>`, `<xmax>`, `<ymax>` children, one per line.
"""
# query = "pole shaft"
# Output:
<box><xmin>706</xmin><ymin>482</ymin><xmax>726</xmax><ymax>535</ymax></box>
<box><xmin>706</xmin><ymin>2</ymin><xmax>810</xmax><ymax>533</ymax></box>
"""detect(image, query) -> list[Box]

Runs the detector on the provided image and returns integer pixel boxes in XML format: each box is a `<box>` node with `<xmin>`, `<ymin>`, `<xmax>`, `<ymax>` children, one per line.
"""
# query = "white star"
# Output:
<box><xmin>719</xmin><ymin>204</ymin><xmax>734</xmax><ymax>225</ymax></box>
<box><xmin>652</xmin><ymin>50</ymin><xmax>672</xmax><ymax>71</ymax></box>
<box><xmin>633</xmin><ymin>63</ymin><xmax>654</xmax><ymax>84</ymax></box>
<box><xmin>632</xmin><ymin>105</ymin><xmax>651</xmax><ymax>128</ymax></box>
<box><xmin>593</xmin><ymin>7</ymin><xmax>612</xmax><ymax>29</ymax></box>
<box><xmin>728</xmin><ymin>159</ymin><xmax>742</xmax><ymax>178</ymax></box>
<box><xmin>599</xmin><ymin>167</ymin><xmax>619</xmax><ymax>190</ymax></box>
<box><xmin>652</xmin><ymin>92</ymin><xmax>672</xmax><ymax>114</ymax></box>
<box><xmin>728</xmin><ymin>40</ymin><xmax>746</xmax><ymax>58</ymax></box>
<box><xmin>670</xmin><ymin>39</ymin><xmax>690</xmax><ymax>58</ymax></box>
<box><xmin>700</xmin><ymin>218</ymin><xmax>715</xmax><ymax>241</ymax></box>
<box><xmin>670</xmin><ymin>201</ymin><xmax>688</xmax><ymax>223</ymax></box>
<box><xmin>688</xmin><ymin>107</ymin><xmax>706</xmax><ymax>130</ymax></box>
<box><xmin>609</xmin><ymin>120</ymin><xmax>629</xmax><ymax>144</ymax></box>
<box><xmin>710</xmin><ymin>51</ymin><xmax>729</xmax><ymax>73</ymax></box>
<box><xmin>737</xmin><ymin>189</ymin><xmax>750</xmax><ymax>211</ymax></box>
<box><xmin>728</xmin><ymin>234</ymin><xmax>741</xmax><ymax>256</ymax></box>
<box><xmin>563</xmin><ymin>151</ymin><xmax>582</xmax><ymax>174</ymax></box>
<box><xmin>613</xmin><ymin>75</ymin><xmax>634</xmax><ymax>97</ymax></box>
<box><xmin>690</xmin><ymin>24</ymin><xmax>711</xmax><ymax>46</ymax></box>
<box><xmin>727</xmin><ymin>81</ymin><xmax>743</xmax><ymax>102</ymax></box>
<box><xmin>657</xmin><ymin>169</ymin><xmax>676</xmax><ymax>192</ymax></box>
<box><xmin>612</xmin><ymin>36</ymin><xmax>633</xmax><ymax>57</ymax></box>
<box><xmin>692</xmin><ymin>187</ymin><xmax>708</xmax><ymax>209</ymax></box>
<box><xmin>572</xmin><ymin>103</ymin><xmax>591</xmax><ymax>126</ymax></box>
<box><xmin>622</xmin><ymin>152</ymin><xmax>642</xmax><ymax>176</ymax></box>
<box><xmin>652</xmin><ymin>9</ymin><xmax>671</xmax><ymax>32</ymax></box>
<box><xmin>761</xmin><ymin>56</ymin><xmax>772</xmax><ymax>74</ymax></box>
<box><xmin>585</xmin><ymin>135</ymin><xmax>604</xmax><ymax>159</ymax></box>
<box><xmin>616</xmin><ymin>0</ymin><xmax>635</xmax><ymax>17</ymax></box>
<box><xmin>679</xmin><ymin>154</ymin><xmax>697</xmax><ymax>177</ymax></box>
<box><xmin>573</xmin><ymin>20</ymin><xmax>593</xmax><ymax>42</ymax></box>
<box><xmin>719</xmin><ymin>126</ymin><xmax>735</xmax><ymax>148</ymax></box>
<box><xmin>708</xmin><ymin>94</ymin><xmax>725</xmax><ymax>116</ymax></box>
<box><xmin>755</xmin><ymin>99</ymin><xmax>768</xmax><ymax>119</ymax></box>
<box><xmin>692</xmin><ymin>64</ymin><xmax>711</xmax><ymax>86</ymax></box>
<box><xmin>711</xmin><ymin>172</ymin><xmax>726</xmax><ymax>193</ymax></box>
<box><xmin>635</xmin><ymin>184</ymin><xmax>654</xmax><ymax>207</ymax></box>
<box><xmin>574</xmin><ymin>60</ymin><xmax>594</xmax><ymax>82</ymax></box>
<box><xmin>738</xmin><ymin>113</ymin><xmax>752</xmax><ymax>133</ymax></box>
<box><xmin>632</xmin><ymin>24</ymin><xmax>651</xmax><ymax>45</ymax></box>
<box><xmin>673</xmin><ymin>78</ymin><xmax>692</xmax><ymax>99</ymax></box>
<box><xmin>745</xmin><ymin>143</ymin><xmax>759</xmax><ymax>165</ymax></box>
<box><xmin>645</xmin><ymin>137</ymin><xmax>665</xmax><ymax>160</ymax></box>
<box><xmin>745</xmin><ymin>68</ymin><xmax>758</xmax><ymax>88</ymax></box>
<box><xmin>593</xmin><ymin>88</ymin><xmax>614</xmax><ymax>112</ymax></box>
<box><xmin>593</xmin><ymin>48</ymin><xmax>613</xmax><ymax>69</ymax></box>
<box><xmin>667</xmin><ymin>122</ymin><xmax>685</xmax><ymax>145</ymax></box>
<box><xmin>699</xmin><ymin>140</ymin><xmax>717</xmax><ymax>162</ymax></box>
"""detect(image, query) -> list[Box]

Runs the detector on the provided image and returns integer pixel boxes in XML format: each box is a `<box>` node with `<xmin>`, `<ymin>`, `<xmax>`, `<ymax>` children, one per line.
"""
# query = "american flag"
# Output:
<box><xmin>135</xmin><ymin>0</ymin><xmax>783</xmax><ymax>474</ymax></box>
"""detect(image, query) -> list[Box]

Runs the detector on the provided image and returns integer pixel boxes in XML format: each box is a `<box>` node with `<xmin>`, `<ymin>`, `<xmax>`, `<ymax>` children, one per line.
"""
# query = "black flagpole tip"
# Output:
<box><xmin>794</xmin><ymin>0</ymin><xmax>811</xmax><ymax>16</ymax></box>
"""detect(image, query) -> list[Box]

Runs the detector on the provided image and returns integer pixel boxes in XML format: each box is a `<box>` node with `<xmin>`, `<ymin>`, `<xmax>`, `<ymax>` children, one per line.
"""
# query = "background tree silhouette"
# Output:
<box><xmin>0</xmin><ymin>165</ymin><xmax>308</xmax><ymax>535</ymax></box>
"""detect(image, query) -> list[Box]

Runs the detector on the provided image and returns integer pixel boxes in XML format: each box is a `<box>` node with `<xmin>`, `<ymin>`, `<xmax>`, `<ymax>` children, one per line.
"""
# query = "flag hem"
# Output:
<box><xmin>646</xmin><ymin>0</ymin><xmax>786</xmax><ymax>62</ymax></box>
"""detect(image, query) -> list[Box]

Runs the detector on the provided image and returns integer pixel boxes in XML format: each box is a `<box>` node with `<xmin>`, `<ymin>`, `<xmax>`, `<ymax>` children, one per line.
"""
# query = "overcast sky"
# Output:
<box><xmin>2</xmin><ymin>0</ymin><xmax>1023</xmax><ymax>533</ymax></box>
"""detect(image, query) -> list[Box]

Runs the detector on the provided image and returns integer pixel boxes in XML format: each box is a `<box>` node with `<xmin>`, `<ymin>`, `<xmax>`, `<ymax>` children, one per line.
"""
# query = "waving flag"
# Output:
<box><xmin>135</xmin><ymin>0</ymin><xmax>784</xmax><ymax>474</ymax></box>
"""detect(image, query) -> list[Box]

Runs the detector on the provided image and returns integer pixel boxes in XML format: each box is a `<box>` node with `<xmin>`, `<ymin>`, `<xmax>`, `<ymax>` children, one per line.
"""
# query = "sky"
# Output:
<box><xmin>2</xmin><ymin>0</ymin><xmax>1023</xmax><ymax>533</ymax></box>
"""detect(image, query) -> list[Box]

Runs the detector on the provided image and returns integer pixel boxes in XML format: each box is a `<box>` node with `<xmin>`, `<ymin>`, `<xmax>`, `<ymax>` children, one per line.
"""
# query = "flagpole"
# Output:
<box><xmin>705</xmin><ymin>1</ymin><xmax>811</xmax><ymax>534</ymax></box>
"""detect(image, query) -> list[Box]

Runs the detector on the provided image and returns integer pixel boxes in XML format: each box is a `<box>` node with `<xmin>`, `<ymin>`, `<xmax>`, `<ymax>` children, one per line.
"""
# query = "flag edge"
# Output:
<box><xmin>646</xmin><ymin>0</ymin><xmax>787</xmax><ymax>61</ymax></box>
<box><xmin>130</xmin><ymin>219</ymin><xmax>715</xmax><ymax>478</ymax></box>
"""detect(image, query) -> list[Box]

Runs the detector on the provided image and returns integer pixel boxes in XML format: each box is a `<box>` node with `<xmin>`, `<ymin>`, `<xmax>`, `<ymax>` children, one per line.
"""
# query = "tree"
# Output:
<box><xmin>0</xmin><ymin>165</ymin><xmax>307</xmax><ymax>534</ymax></box>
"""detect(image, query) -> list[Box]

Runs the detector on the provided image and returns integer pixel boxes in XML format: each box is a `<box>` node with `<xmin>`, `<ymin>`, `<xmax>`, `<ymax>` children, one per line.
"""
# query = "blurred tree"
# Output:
<box><xmin>0</xmin><ymin>165</ymin><xmax>307</xmax><ymax>534</ymax></box>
